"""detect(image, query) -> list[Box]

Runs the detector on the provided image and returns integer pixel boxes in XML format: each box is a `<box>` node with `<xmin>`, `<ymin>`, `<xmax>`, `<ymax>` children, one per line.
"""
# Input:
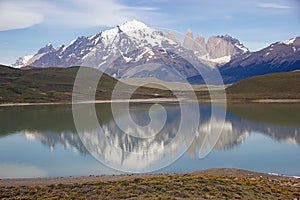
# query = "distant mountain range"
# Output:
<box><xmin>219</xmin><ymin>37</ymin><xmax>300</xmax><ymax>83</ymax></box>
<box><xmin>12</xmin><ymin>20</ymin><xmax>300</xmax><ymax>84</ymax></box>
<box><xmin>188</xmin><ymin>37</ymin><xmax>300</xmax><ymax>84</ymax></box>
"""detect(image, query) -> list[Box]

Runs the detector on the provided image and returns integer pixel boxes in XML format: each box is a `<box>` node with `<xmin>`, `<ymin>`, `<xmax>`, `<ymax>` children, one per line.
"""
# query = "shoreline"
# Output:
<box><xmin>0</xmin><ymin>168</ymin><xmax>299</xmax><ymax>187</ymax></box>
<box><xmin>0</xmin><ymin>98</ymin><xmax>300</xmax><ymax>107</ymax></box>
<box><xmin>251</xmin><ymin>99</ymin><xmax>300</xmax><ymax>103</ymax></box>
<box><xmin>0</xmin><ymin>98</ymin><xmax>180</xmax><ymax>107</ymax></box>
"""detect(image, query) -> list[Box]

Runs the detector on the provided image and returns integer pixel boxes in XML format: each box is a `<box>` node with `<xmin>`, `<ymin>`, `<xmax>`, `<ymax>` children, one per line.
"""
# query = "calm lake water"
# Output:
<box><xmin>0</xmin><ymin>103</ymin><xmax>299</xmax><ymax>178</ymax></box>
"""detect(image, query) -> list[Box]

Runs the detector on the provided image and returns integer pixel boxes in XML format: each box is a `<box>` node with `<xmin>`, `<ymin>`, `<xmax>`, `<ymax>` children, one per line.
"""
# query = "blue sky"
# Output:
<box><xmin>0</xmin><ymin>0</ymin><xmax>299</xmax><ymax>65</ymax></box>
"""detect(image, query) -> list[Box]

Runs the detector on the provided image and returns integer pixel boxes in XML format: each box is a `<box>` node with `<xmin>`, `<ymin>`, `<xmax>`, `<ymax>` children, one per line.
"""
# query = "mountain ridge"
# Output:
<box><xmin>11</xmin><ymin>20</ymin><xmax>300</xmax><ymax>84</ymax></box>
<box><xmin>220</xmin><ymin>37</ymin><xmax>300</xmax><ymax>83</ymax></box>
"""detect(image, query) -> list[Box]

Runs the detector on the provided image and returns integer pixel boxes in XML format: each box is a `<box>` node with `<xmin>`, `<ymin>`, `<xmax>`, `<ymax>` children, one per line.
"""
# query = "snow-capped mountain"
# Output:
<box><xmin>14</xmin><ymin>20</ymin><xmax>298</xmax><ymax>84</ymax></box>
<box><xmin>219</xmin><ymin>37</ymin><xmax>300</xmax><ymax>83</ymax></box>
<box><xmin>12</xmin><ymin>20</ymin><xmax>246</xmax><ymax>82</ymax></box>
<box><xmin>12</xmin><ymin>55</ymin><xmax>34</xmax><ymax>68</ymax></box>
<box><xmin>12</xmin><ymin>43</ymin><xmax>55</xmax><ymax>68</ymax></box>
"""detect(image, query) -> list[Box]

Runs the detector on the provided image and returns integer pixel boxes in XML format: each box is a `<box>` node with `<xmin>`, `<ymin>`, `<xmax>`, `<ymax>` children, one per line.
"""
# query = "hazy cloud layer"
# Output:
<box><xmin>0</xmin><ymin>0</ymin><xmax>297</xmax><ymax>31</ymax></box>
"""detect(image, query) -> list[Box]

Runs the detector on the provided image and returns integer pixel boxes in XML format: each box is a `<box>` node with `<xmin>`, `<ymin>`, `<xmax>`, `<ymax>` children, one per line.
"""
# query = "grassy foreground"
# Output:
<box><xmin>181</xmin><ymin>71</ymin><xmax>300</xmax><ymax>102</ymax></box>
<box><xmin>226</xmin><ymin>70</ymin><xmax>300</xmax><ymax>101</ymax></box>
<box><xmin>1</xmin><ymin>64</ymin><xmax>300</xmax><ymax>103</ymax></box>
<box><xmin>1</xmin><ymin>172</ymin><xmax>299</xmax><ymax>199</ymax></box>
<box><xmin>0</xmin><ymin>65</ymin><xmax>173</xmax><ymax>103</ymax></box>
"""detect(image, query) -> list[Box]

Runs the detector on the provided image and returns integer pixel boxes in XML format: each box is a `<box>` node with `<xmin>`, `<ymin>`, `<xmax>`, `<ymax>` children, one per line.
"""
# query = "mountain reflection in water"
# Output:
<box><xmin>0</xmin><ymin>103</ymin><xmax>299</xmax><ymax>174</ymax></box>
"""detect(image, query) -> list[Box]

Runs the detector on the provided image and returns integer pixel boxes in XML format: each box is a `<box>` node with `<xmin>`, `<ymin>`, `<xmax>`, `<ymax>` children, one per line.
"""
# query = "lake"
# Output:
<box><xmin>0</xmin><ymin>103</ymin><xmax>299</xmax><ymax>178</ymax></box>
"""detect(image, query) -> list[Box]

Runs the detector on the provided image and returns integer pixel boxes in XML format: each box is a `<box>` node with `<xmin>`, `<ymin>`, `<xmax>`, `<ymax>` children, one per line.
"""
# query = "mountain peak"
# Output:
<box><xmin>119</xmin><ymin>19</ymin><xmax>149</xmax><ymax>32</ymax></box>
<box><xmin>166</xmin><ymin>31</ymin><xmax>180</xmax><ymax>44</ymax></box>
<box><xmin>183</xmin><ymin>28</ymin><xmax>194</xmax><ymax>49</ymax></box>
<box><xmin>37</xmin><ymin>43</ymin><xmax>55</xmax><ymax>54</ymax></box>
<box><xmin>280</xmin><ymin>37</ymin><xmax>300</xmax><ymax>46</ymax></box>
<box><xmin>186</xmin><ymin>28</ymin><xmax>193</xmax><ymax>34</ymax></box>
<box><xmin>218</xmin><ymin>35</ymin><xmax>249</xmax><ymax>53</ymax></box>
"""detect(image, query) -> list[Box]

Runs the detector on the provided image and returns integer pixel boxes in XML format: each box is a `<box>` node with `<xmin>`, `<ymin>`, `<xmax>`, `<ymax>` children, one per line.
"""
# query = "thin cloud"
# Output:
<box><xmin>0</xmin><ymin>0</ymin><xmax>160</xmax><ymax>31</ymax></box>
<box><xmin>130</xmin><ymin>7</ymin><xmax>160</xmax><ymax>11</ymax></box>
<box><xmin>0</xmin><ymin>1</ymin><xmax>44</xmax><ymax>31</ymax></box>
<box><xmin>258</xmin><ymin>3</ymin><xmax>292</xmax><ymax>9</ymax></box>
